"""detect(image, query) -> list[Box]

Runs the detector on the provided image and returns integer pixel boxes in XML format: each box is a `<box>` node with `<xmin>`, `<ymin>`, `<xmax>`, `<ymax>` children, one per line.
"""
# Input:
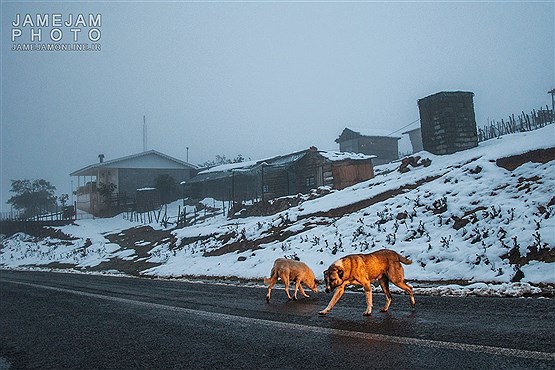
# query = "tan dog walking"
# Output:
<box><xmin>264</xmin><ymin>258</ymin><xmax>318</xmax><ymax>303</ymax></box>
<box><xmin>319</xmin><ymin>249</ymin><xmax>415</xmax><ymax>316</ymax></box>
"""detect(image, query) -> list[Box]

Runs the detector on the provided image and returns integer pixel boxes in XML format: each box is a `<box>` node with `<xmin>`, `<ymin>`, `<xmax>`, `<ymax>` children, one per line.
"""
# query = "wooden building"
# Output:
<box><xmin>183</xmin><ymin>147</ymin><xmax>375</xmax><ymax>203</ymax></box>
<box><xmin>294</xmin><ymin>147</ymin><xmax>375</xmax><ymax>192</ymax></box>
<box><xmin>71</xmin><ymin>150</ymin><xmax>197</xmax><ymax>217</ymax></box>
<box><xmin>335</xmin><ymin>128</ymin><xmax>400</xmax><ymax>165</ymax></box>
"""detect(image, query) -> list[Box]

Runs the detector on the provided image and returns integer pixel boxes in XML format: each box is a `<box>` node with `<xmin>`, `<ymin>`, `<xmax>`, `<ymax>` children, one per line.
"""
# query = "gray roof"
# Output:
<box><xmin>70</xmin><ymin>150</ymin><xmax>197</xmax><ymax>176</ymax></box>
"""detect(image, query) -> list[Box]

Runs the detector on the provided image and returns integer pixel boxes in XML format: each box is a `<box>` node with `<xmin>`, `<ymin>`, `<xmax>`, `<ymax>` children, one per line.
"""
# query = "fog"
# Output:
<box><xmin>1</xmin><ymin>1</ymin><xmax>553</xmax><ymax>211</ymax></box>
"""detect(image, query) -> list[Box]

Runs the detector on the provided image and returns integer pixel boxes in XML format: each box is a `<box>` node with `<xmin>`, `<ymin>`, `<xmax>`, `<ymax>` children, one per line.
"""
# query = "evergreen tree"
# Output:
<box><xmin>7</xmin><ymin>179</ymin><xmax>57</xmax><ymax>218</ymax></box>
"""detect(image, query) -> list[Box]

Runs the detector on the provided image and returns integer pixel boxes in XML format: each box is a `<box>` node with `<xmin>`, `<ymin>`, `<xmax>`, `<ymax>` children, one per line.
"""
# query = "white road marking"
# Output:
<box><xmin>3</xmin><ymin>279</ymin><xmax>554</xmax><ymax>362</ymax></box>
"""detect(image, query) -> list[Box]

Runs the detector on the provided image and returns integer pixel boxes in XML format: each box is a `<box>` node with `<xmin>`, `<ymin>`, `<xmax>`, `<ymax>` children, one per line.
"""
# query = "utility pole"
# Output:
<box><xmin>186</xmin><ymin>147</ymin><xmax>189</xmax><ymax>162</ymax></box>
<box><xmin>143</xmin><ymin>115</ymin><xmax>147</xmax><ymax>152</ymax></box>
<box><xmin>549</xmin><ymin>89</ymin><xmax>555</xmax><ymax>123</ymax></box>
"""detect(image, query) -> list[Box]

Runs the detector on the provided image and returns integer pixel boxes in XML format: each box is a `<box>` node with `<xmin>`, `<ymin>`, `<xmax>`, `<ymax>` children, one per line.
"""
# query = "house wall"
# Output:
<box><xmin>293</xmin><ymin>152</ymin><xmax>332</xmax><ymax>194</ymax></box>
<box><xmin>262</xmin><ymin>167</ymin><xmax>290</xmax><ymax>199</ymax></box>
<box><xmin>98</xmin><ymin>168</ymin><xmax>118</xmax><ymax>188</ymax></box>
<box><xmin>75</xmin><ymin>191</ymin><xmax>103</xmax><ymax>214</ymax></box>
<box><xmin>408</xmin><ymin>129</ymin><xmax>423</xmax><ymax>153</ymax></box>
<box><xmin>331</xmin><ymin>161</ymin><xmax>374</xmax><ymax>190</ymax></box>
<box><xmin>338</xmin><ymin>138</ymin><xmax>359</xmax><ymax>153</ymax></box>
<box><xmin>233</xmin><ymin>174</ymin><xmax>260</xmax><ymax>203</ymax></box>
<box><xmin>358</xmin><ymin>137</ymin><xmax>399</xmax><ymax>165</ymax></box>
<box><xmin>188</xmin><ymin>173</ymin><xmax>260</xmax><ymax>203</ymax></box>
<box><xmin>136</xmin><ymin>188</ymin><xmax>161</xmax><ymax>212</ymax></box>
<box><xmin>118</xmin><ymin>168</ymin><xmax>193</xmax><ymax>196</ymax></box>
<box><xmin>339</xmin><ymin>137</ymin><xmax>398</xmax><ymax>165</ymax></box>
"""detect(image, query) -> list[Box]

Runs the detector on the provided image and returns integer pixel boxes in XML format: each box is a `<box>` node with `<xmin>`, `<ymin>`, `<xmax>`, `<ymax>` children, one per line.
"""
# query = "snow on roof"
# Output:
<box><xmin>318</xmin><ymin>150</ymin><xmax>376</xmax><ymax>161</ymax></box>
<box><xmin>198</xmin><ymin>149</ymin><xmax>375</xmax><ymax>176</ymax></box>
<box><xmin>137</xmin><ymin>187</ymin><xmax>157</xmax><ymax>191</ymax></box>
<box><xmin>198</xmin><ymin>159</ymin><xmax>260</xmax><ymax>175</ymax></box>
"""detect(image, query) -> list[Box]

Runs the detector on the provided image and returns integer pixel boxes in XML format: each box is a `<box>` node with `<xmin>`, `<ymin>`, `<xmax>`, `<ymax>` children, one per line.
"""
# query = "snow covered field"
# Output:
<box><xmin>1</xmin><ymin>126</ymin><xmax>554</xmax><ymax>297</ymax></box>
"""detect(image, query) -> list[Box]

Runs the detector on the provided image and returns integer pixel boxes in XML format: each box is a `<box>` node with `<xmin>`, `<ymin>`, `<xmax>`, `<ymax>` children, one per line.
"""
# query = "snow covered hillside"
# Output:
<box><xmin>1</xmin><ymin>126</ymin><xmax>554</xmax><ymax>296</ymax></box>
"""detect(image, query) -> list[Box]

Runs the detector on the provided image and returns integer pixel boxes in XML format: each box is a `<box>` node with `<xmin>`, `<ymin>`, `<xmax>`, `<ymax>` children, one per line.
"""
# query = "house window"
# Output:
<box><xmin>262</xmin><ymin>184</ymin><xmax>269</xmax><ymax>193</ymax></box>
<box><xmin>306</xmin><ymin>176</ymin><xmax>315</xmax><ymax>187</ymax></box>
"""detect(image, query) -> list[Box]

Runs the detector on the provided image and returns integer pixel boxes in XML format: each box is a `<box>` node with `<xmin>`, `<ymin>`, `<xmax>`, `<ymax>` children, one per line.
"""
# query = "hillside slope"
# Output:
<box><xmin>1</xmin><ymin>126</ymin><xmax>554</xmax><ymax>292</ymax></box>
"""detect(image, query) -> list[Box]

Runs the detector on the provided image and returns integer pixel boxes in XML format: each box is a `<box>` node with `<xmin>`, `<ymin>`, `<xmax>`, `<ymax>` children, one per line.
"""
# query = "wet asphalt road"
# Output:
<box><xmin>0</xmin><ymin>270</ymin><xmax>553</xmax><ymax>369</ymax></box>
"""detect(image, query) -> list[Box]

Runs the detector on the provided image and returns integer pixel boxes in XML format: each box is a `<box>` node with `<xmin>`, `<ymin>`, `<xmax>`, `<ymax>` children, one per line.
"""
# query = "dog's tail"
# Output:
<box><xmin>398</xmin><ymin>254</ymin><xmax>413</xmax><ymax>265</ymax></box>
<box><xmin>263</xmin><ymin>267</ymin><xmax>276</xmax><ymax>285</ymax></box>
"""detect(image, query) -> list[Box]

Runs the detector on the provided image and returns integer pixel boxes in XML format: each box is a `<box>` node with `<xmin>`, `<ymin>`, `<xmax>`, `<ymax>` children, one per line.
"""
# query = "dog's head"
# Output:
<box><xmin>323</xmin><ymin>265</ymin><xmax>344</xmax><ymax>293</ymax></box>
<box><xmin>306</xmin><ymin>278</ymin><xmax>319</xmax><ymax>293</ymax></box>
<box><xmin>305</xmin><ymin>271</ymin><xmax>319</xmax><ymax>293</ymax></box>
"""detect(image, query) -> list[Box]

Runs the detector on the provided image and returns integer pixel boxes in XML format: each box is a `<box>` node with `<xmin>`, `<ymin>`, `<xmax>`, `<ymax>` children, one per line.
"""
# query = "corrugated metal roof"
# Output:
<box><xmin>70</xmin><ymin>150</ymin><xmax>197</xmax><ymax>176</ymax></box>
<box><xmin>183</xmin><ymin>148</ymin><xmax>375</xmax><ymax>185</ymax></box>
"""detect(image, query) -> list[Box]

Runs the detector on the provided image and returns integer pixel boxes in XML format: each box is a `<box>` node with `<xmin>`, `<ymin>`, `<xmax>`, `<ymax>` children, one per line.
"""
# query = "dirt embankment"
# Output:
<box><xmin>86</xmin><ymin>226</ymin><xmax>175</xmax><ymax>275</ymax></box>
<box><xmin>496</xmin><ymin>147</ymin><xmax>555</xmax><ymax>171</ymax></box>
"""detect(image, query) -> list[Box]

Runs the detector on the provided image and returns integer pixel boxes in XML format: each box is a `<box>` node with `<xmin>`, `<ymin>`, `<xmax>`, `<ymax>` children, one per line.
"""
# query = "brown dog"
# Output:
<box><xmin>264</xmin><ymin>258</ymin><xmax>318</xmax><ymax>303</ymax></box>
<box><xmin>319</xmin><ymin>249</ymin><xmax>415</xmax><ymax>316</ymax></box>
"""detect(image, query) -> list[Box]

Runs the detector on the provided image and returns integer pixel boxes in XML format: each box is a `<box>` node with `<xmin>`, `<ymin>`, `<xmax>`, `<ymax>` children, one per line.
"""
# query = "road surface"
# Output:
<box><xmin>0</xmin><ymin>270</ymin><xmax>553</xmax><ymax>369</ymax></box>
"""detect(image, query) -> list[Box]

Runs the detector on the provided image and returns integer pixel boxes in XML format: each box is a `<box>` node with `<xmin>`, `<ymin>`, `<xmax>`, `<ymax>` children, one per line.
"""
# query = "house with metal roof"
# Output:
<box><xmin>70</xmin><ymin>150</ymin><xmax>197</xmax><ymax>216</ymax></box>
<box><xmin>183</xmin><ymin>147</ymin><xmax>375</xmax><ymax>205</ymax></box>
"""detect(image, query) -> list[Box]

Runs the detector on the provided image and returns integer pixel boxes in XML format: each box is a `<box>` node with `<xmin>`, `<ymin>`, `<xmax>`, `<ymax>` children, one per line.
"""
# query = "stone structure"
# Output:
<box><xmin>417</xmin><ymin>91</ymin><xmax>478</xmax><ymax>155</ymax></box>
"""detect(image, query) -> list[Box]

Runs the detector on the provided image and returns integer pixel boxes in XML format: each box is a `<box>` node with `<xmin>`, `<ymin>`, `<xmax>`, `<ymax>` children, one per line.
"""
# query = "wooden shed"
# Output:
<box><xmin>293</xmin><ymin>147</ymin><xmax>375</xmax><ymax>192</ymax></box>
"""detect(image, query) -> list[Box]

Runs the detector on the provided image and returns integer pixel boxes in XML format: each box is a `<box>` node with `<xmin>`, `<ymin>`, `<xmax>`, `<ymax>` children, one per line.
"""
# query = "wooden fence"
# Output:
<box><xmin>478</xmin><ymin>107</ymin><xmax>553</xmax><ymax>142</ymax></box>
<box><xmin>0</xmin><ymin>206</ymin><xmax>75</xmax><ymax>222</ymax></box>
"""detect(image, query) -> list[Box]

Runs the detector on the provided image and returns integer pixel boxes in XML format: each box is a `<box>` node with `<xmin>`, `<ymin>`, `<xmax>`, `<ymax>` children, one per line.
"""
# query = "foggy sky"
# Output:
<box><xmin>1</xmin><ymin>1</ymin><xmax>553</xmax><ymax>212</ymax></box>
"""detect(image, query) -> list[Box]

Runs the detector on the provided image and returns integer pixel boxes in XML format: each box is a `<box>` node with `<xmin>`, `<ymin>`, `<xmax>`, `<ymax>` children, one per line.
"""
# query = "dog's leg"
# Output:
<box><xmin>389</xmin><ymin>264</ymin><xmax>416</xmax><ymax>309</ymax></box>
<box><xmin>298</xmin><ymin>284</ymin><xmax>310</xmax><ymax>298</ymax></box>
<box><xmin>318</xmin><ymin>285</ymin><xmax>346</xmax><ymax>315</ymax></box>
<box><xmin>283</xmin><ymin>275</ymin><xmax>293</xmax><ymax>301</ymax></box>
<box><xmin>265</xmin><ymin>276</ymin><xmax>278</xmax><ymax>303</ymax></box>
<box><xmin>362</xmin><ymin>282</ymin><xmax>373</xmax><ymax>316</ymax></box>
<box><xmin>379</xmin><ymin>276</ymin><xmax>392</xmax><ymax>312</ymax></box>
<box><xmin>293</xmin><ymin>280</ymin><xmax>300</xmax><ymax>300</ymax></box>
<box><xmin>393</xmin><ymin>280</ymin><xmax>416</xmax><ymax>308</ymax></box>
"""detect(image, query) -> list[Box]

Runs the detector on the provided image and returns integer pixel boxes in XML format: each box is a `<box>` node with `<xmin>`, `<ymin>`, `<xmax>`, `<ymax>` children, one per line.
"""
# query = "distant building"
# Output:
<box><xmin>402</xmin><ymin>127</ymin><xmax>423</xmax><ymax>153</ymax></box>
<box><xmin>335</xmin><ymin>128</ymin><xmax>400</xmax><ymax>165</ymax></box>
<box><xmin>183</xmin><ymin>147</ymin><xmax>375</xmax><ymax>203</ymax></box>
<box><xmin>70</xmin><ymin>150</ymin><xmax>197</xmax><ymax>217</ymax></box>
<box><xmin>418</xmin><ymin>91</ymin><xmax>478</xmax><ymax>155</ymax></box>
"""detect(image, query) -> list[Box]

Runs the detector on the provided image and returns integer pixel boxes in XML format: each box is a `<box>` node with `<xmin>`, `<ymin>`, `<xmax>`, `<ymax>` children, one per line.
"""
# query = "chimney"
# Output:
<box><xmin>98</xmin><ymin>154</ymin><xmax>105</xmax><ymax>163</ymax></box>
<box><xmin>309</xmin><ymin>146</ymin><xmax>318</xmax><ymax>152</ymax></box>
